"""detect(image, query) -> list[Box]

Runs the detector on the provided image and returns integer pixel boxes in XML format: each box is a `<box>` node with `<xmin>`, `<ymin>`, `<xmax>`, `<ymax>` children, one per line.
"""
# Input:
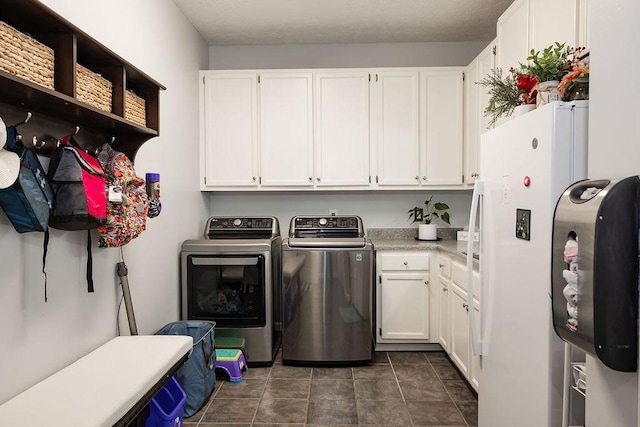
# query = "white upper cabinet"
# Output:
<box><xmin>496</xmin><ymin>0</ymin><xmax>530</xmax><ymax>73</ymax></box>
<box><xmin>420</xmin><ymin>70</ymin><xmax>464</xmax><ymax>185</ymax></box>
<box><xmin>373</xmin><ymin>71</ymin><xmax>421</xmax><ymax>187</ymax></box>
<box><xmin>530</xmin><ymin>0</ymin><xmax>580</xmax><ymax>52</ymax></box>
<box><xmin>315</xmin><ymin>71</ymin><xmax>371</xmax><ymax>187</ymax></box>
<box><xmin>465</xmin><ymin>41</ymin><xmax>496</xmax><ymax>183</ymax></box>
<box><xmin>259</xmin><ymin>72</ymin><xmax>314</xmax><ymax>187</ymax></box>
<box><xmin>493</xmin><ymin>0</ymin><xmax>590</xmax><ymax>127</ymax></box>
<box><xmin>578</xmin><ymin>0</ymin><xmax>589</xmax><ymax>47</ymax></box>
<box><xmin>200</xmin><ymin>67</ymin><xmax>467</xmax><ymax>191</ymax></box>
<box><xmin>201</xmin><ymin>72</ymin><xmax>258</xmax><ymax>188</ymax></box>
<box><xmin>476</xmin><ymin>42</ymin><xmax>497</xmax><ymax>134</ymax></box>
<box><xmin>498</xmin><ymin>0</ymin><xmax>590</xmax><ymax>70</ymax></box>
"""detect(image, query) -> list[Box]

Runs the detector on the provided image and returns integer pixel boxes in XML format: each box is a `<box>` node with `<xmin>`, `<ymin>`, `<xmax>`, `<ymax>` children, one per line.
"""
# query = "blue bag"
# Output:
<box><xmin>0</xmin><ymin>125</ymin><xmax>54</xmax><ymax>233</ymax></box>
<box><xmin>156</xmin><ymin>321</ymin><xmax>216</xmax><ymax>418</ymax></box>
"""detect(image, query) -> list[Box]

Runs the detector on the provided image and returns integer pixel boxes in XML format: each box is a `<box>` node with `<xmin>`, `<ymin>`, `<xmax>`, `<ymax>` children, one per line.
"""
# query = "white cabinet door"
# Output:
<box><xmin>259</xmin><ymin>73</ymin><xmax>314</xmax><ymax>187</ymax></box>
<box><xmin>530</xmin><ymin>0</ymin><xmax>579</xmax><ymax>52</ymax></box>
<box><xmin>497</xmin><ymin>0</ymin><xmax>530</xmax><ymax>73</ymax></box>
<box><xmin>315</xmin><ymin>72</ymin><xmax>371</xmax><ymax>187</ymax></box>
<box><xmin>373</xmin><ymin>71</ymin><xmax>420</xmax><ymax>187</ymax></box>
<box><xmin>577</xmin><ymin>0</ymin><xmax>589</xmax><ymax>47</ymax></box>
<box><xmin>464</xmin><ymin>60</ymin><xmax>479</xmax><ymax>185</ymax></box>
<box><xmin>450</xmin><ymin>282</ymin><xmax>470</xmax><ymax>378</ymax></box>
<box><xmin>477</xmin><ymin>41</ymin><xmax>496</xmax><ymax>133</ymax></box>
<box><xmin>420</xmin><ymin>70</ymin><xmax>464</xmax><ymax>185</ymax></box>
<box><xmin>466</xmin><ymin>41</ymin><xmax>496</xmax><ymax>183</ymax></box>
<box><xmin>438</xmin><ymin>279</ymin><xmax>451</xmax><ymax>353</ymax></box>
<box><xmin>379</xmin><ymin>274</ymin><xmax>430</xmax><ymax>340</ymax></box>
<box><xmin>201</xmin><ymin>72</ymin><xmax>258</xmax><ymax>187</ymax></box>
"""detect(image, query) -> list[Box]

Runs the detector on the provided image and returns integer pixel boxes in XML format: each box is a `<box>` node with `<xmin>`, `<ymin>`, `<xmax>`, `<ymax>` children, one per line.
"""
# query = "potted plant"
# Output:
<box><xmin>558</xmin><ymin>47</ymin><xmax>589</xmax><ymax>101</ymax></box>
<box><xmin>408</xmin><ymin>196</ymin><xmax>451</xmax><ymax>240</ymax></box>
<box><xmin>519</xmin><ymin>42</ymin><xmax>572</xmax><ymax>105</ymax></box>
<box><xmin>476</xmin><ymin>67</ymin><xmax>538</xmax><ymax>127</ymax></box>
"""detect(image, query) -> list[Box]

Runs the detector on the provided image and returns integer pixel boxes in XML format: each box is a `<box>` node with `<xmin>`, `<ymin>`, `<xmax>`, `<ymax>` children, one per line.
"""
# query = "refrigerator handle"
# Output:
<box><xmin>467</xmin><ymin>180</ymin><xmax>483</xmax><ymax>356</ymax></box>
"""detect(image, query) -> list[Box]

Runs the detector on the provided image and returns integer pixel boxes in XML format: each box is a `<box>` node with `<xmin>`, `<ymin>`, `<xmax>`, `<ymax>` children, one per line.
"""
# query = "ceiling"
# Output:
<box><xmin>173</xmin><ymin>0</ymin><xmax>514</xmax><ymax>46</ymax></box>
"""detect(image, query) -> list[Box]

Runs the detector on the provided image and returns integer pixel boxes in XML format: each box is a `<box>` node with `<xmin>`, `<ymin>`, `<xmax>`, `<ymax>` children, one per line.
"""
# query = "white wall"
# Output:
<box><xmin>0</xmin><ymin>0</ymin><xmax>208</xmax><ymax>403</ymax></box>
<box><xmin>586</xmin><ymin>0</ymin><xmax>640</xmax><ymax>425</ymax></box>
<box><xmin>209</xmin><ymin>41</ymin><xmax>489</xmax><ymax>69</ymax></box>
<box><xmin>208</xmin><ymin>191</ymin><xmax>473</xmax><ymax>233</ymax></box>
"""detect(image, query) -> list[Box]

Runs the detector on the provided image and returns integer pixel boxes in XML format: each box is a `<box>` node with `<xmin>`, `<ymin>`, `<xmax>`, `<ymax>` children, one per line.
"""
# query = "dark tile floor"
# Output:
<box><xmin>184</xmin><ymin>350</ymin><xmax>477</xmax><ymax>426</ymax></box>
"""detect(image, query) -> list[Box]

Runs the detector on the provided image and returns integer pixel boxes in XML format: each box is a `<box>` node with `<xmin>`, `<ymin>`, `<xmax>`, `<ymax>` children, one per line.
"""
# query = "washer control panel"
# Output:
<box><xmin>290</xmin><ymin>215</ymin><xmax>363</xmax><ymax>238</ymax></box>
<box><xmin>205</xmin><ymin>216</ymin><xmax>279</xmax><ymax>239</ymax></box>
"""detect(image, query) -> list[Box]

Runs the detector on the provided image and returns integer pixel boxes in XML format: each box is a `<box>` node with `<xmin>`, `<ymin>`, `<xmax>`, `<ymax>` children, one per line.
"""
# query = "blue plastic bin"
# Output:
<box><xmin>145</xmin><ymin>377</ymin><xmax>187</xmax><ymax>427</ymax></box>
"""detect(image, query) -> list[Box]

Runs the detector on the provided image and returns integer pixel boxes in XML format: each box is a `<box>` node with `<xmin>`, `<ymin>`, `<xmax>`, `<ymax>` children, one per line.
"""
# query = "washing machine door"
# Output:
<box><xmin>185</xmin><ymin>254</ymin><xmax>267</xmax><ymax>327</ymax></box>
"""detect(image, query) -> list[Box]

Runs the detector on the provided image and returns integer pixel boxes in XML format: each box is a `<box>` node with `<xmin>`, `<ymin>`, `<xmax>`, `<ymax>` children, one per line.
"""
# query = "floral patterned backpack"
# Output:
<box><xmin>95</xmin><ymin>143</ymin><xmax>148</xmax><ymax>247</ymax></box>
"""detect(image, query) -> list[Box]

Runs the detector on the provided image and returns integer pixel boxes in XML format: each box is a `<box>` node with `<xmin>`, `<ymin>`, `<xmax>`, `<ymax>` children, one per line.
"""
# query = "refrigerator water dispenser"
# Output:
<box><xmin>552</xmin><ymin>176</ymin><xmax>640</xmax><ymax>372</ymax></box>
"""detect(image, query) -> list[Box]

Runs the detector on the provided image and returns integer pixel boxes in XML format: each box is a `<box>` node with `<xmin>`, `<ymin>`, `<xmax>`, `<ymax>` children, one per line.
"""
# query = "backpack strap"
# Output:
<box><xmin>5</xmin><ymin>125</ymin><xmax>19</xmax><ymax>151</ymax></box>
<box><xmin>42</xmin><ymin>229</ymin><xmax>49</xmax><ymax>302</ymax></box>
<box><xmin>86</xmin><ymin>230</ymin><xmax>94</xmax><ymax>293</ymax></box>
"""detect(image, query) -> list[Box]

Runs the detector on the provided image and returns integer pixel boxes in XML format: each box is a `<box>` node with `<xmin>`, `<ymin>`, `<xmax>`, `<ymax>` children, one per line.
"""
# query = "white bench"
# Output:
<box><xmin>0</xmin><ymin>335</ymin><xmax>193</xmax><ymax>427</ymax></box>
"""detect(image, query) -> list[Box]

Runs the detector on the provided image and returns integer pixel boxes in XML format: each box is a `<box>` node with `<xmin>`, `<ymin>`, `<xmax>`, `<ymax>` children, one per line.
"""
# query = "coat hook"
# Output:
<box><xmin>110</xmin><ymin>136</ymin><xmax>116</xmax><ymax>145</ymax></box>
<box><xmin>32</xmin><ymin>136</ymin><xmax>45</xmax><ymax>149</ymax></box>
<box><xmin>11</xmin><ymin>112</ymin><xmax>32</xmax><ymax>128</ymax></box>
<box><xmin>74</xmin><ymin>126</ymin><xmax>80</xmax><ymax>135</ymax></box>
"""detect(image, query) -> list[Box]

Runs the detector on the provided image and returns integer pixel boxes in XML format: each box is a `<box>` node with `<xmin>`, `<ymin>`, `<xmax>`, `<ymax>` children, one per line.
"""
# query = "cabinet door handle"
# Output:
<box><xmin>308</xmin><ymin>177</ymin><xmax>312</xmax><ymax>182</ymax></box>
<box><xmin>403</xmin><ymin>261</ymin><xmax>408</xmax><ymax>266</ymax></box>
<box><xmin>439</xmin><ymin>263</ymin><xmax>444</xmax><ymax>268</ymax></box>
<box><xmin>415</xmin><ymin>176</ymin><xmax>420</xmax><ymax>181</ymax></box>
<box><xmin>252</xmin><ymin>176</ymin><xmax>256</xmax><ymax>182</ymax></box>
<box><xmin>443</xmin><ymin>287</ymin><xmax>448</xmax><ymax>292</ymax></box>
<box><xmin>424</xmin><ymin>280</ymin><xmax>429</xmax><ymax>285</ymax></box>
<box><xmin>317</xmin><ymin>177</ymin><xmax>321</xmax><ymax>182</ymax></box>
<box><xmin>422</xmin><ymin>176</ymin><xmax>427</xmax><ymax>181</ymax></box>
<box><xmin>462</xmin><ymin>303</ymin><xmax>468</xmax><ymax>309</ymax></box>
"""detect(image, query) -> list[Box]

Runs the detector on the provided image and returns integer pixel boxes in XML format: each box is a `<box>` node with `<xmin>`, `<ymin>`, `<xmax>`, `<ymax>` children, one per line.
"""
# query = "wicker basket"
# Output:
<box><xmin>76</xmin><ymin>63</ymin><xmax>112</xmax><ymax>113</ymax></box>
<box><xmin>0</xmin><ymin>21</ymin><xmax>54</xmax><ymax>90</ymax></box>
<box><xmin>125</xmin><ymin>90</ymin><xmax>146</xmax><ymax>127</ymax></box>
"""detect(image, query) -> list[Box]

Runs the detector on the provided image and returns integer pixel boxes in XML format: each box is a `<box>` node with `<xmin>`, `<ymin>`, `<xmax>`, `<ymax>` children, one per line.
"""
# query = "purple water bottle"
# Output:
<box><xmin>145</xmin><ymin>173</ymin><xmax>161</xmax><ymax>218</ymax></box>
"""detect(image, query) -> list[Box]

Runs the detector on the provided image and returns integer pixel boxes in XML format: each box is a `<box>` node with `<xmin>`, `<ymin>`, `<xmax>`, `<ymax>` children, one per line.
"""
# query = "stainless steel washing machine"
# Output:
<box><xmin>180</xmin><ymin>216</ymin><xmax>281</xmax><ymax>366</ymax></box>
<box><xmin>282</xmin><ymin>215</ymin><xmax>374</xmax><ymax>365</ymax></box>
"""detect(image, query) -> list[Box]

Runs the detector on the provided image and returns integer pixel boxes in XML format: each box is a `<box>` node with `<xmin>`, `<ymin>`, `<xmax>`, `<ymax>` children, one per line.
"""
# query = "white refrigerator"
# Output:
<box><xmin>466</xmin><ymin>101</ymin><xmax>588</xmax><ymax>427</ymax></box>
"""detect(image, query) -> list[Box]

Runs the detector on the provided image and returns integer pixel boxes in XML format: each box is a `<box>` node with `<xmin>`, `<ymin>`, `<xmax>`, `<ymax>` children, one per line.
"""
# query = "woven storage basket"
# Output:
<box><xmin>76</xmin><ymin>64</ymin><xmax>112</xmax><ymax>112</ymax></box>
<box><xmin>125</xmin><ymin>90</ymin><xmax>146</xmax><ymax>127</ymax></box>
<box><xmin>0</xmin><ymin>21</ymin><xmax>54</xmax><ymax>90</ymax></box>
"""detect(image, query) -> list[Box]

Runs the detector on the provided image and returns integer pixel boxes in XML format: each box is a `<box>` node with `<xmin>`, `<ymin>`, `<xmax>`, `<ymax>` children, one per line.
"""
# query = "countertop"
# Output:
<box><xmin>367</xmin><ymin>228</ymin><xmax>480</xmax><ymax>269</ymax></box>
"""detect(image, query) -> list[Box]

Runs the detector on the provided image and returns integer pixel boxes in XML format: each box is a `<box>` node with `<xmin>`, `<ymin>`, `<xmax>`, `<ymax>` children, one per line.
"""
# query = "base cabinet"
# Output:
<box><xmin>376</xmin><ymin>251</ymin><xmax>431</xmax><ymax>345</ymax></box>
<box><xmin>447</xmin><ymin>258</ymin><xmax>481</xmax><ymax>393</ymax></box>
<box><xmin>450</xmin><ymin>282</ymin><xmax>471</xmax><ymax>378</ymax></box>
<box><xmin>437</xmin><ymin>254</ymin><xmax>452</xmax><ymax>353</ymax></box>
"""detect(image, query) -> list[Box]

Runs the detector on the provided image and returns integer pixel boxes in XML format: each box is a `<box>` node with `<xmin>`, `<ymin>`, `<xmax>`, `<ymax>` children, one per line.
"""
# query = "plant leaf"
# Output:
<box><xmin>441</xmin><ymin>212</ymin><xmax>451</xmax><ymax>224</ymax></box>
<box><xmin>434</xmin><ymin>202</ymin><xmax>450</xmax><ymax>210</ymax></box>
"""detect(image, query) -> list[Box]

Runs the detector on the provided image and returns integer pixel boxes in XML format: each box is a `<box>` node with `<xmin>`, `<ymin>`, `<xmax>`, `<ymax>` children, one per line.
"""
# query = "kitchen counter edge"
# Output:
<box><xmin>370</xmin><ymin>238</ymin><xmax>480</xmax><ymax>270</ymax></box>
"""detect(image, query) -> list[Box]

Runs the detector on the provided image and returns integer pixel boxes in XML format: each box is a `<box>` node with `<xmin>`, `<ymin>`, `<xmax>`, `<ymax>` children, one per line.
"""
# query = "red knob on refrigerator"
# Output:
<box><xmin>524</xmin><ymin>176</ymin><xmax>531</xmax><ymax>187</ymax></box>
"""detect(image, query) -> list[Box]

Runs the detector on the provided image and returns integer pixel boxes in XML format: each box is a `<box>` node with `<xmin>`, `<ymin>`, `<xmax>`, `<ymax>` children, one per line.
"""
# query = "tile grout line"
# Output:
<box><xmin>351</xmin><ymin>366</ymin><xmax>357</xmax><ymax>426</ymax></box>
<box><xmin>387</xmin><ymin>353</ymin><xmax>417</xmax><ymax>427</ymax></box>
<box><xmin>193</xmin><ymin>374</ymin><xmax>223</xmax><ymax>427</ymax></box>
<box><xmin>433</xmin><ymin>358</ymin><xmax>471</xmax><ymax>427</ymax></box>
<box><xmin>249</xmin><ymin>364</ymin><xmax>271</xmax><ymax>426</ymax></box>
<box><xmin>305</xmin><ymin>367</ymin><xmax>312</xmax><ymax>424</ymax></box>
